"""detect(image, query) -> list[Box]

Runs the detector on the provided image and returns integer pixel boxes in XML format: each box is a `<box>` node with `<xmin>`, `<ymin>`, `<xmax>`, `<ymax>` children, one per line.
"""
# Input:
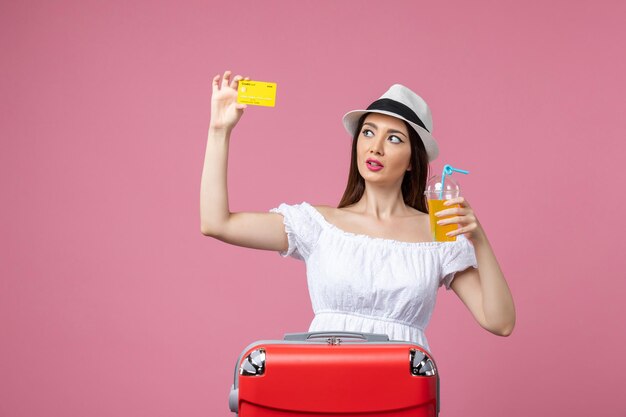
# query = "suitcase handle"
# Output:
<box><xmin>283</xmin><ymin>331</ymin><xmax>390</xmax><ymax>342</ymax></box>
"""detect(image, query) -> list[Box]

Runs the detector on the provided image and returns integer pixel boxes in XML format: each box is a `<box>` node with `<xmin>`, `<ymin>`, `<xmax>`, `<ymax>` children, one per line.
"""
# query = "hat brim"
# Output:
<box><xmin>342</xmin><ymin>109</ymin><xmax>439</xmax><ymax>162</ymax></box>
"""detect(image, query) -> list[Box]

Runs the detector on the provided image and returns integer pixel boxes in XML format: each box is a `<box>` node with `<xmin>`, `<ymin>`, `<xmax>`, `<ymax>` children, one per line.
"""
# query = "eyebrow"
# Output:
<box><xmin>362</xmin><ymin>122</ymin><xmax>408</xmax><ymax>138</ymax></box>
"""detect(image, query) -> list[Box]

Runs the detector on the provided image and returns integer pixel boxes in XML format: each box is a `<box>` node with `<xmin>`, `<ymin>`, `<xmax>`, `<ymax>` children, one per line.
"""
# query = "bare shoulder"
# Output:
<box><xmin>310</xmin><ymin>204</ymin><xmax>352</xmax><ymax>225</ymax></box>
<box><xmin>311</xmin><ymin>204</ymin><xmax>336</xmax><ymax>220</ymax></box>
<box><xmin>311</xmin><ymin>204</ymin><xmax>334</xmax><ymax>214</ymax></box>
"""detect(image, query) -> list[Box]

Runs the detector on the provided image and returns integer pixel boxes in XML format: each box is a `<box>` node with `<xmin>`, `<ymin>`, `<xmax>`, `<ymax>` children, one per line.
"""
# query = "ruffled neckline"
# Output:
<box><xmin>301</xmin><ymin>201</ymin><xmax>449</xmax><ymax>248</ymax></box>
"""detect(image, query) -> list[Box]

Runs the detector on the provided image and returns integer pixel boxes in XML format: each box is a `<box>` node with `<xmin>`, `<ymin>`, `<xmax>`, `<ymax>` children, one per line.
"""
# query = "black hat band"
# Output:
<box><xmin>366</xmin><ymin>98</ymin><xmax>429</xmax><ymax>133</ymax></box>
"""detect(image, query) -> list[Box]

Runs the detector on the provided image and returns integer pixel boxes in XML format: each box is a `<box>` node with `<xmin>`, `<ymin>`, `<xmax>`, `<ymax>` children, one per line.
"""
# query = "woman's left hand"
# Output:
<box><xmin>435</xmin><ymin>196</ymin><xmax>486</xmax><ymax>244</ymax></box>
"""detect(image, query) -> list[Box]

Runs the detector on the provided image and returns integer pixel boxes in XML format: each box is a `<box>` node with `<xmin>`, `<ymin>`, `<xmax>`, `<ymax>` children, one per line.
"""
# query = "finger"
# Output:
<box><xmin>212</xmin><ymin>74</ymin><xmax>221</xmax><ymax>92</ymax></box>
<box><xmin>444</xmin><ymin>197</ymin><xmax>465</xmax><ymax>206</ymax></box>
<box><xmin>435</xmin><ymin>207</ymin><xmax>467</xmax><ymax>217</ymax></box>
<box><xmin>437</xmin><ymin>216</ymin><xmax>465</xmax><ymax>227</ymax></box>
<box><xmin>221</xmin><ymin>70</ymin><xmax>232</xmax><ymax>88</ymax></box>
<box><xmin>447</xmin><ymin>223</ymin><xmax>477</xmax><ymax>238</ymax></box>
<box><xmin>235</xmin><ymin>102</ymin><xmax>247</xmax><ymax>110</ymax></box>
<box><xmin>230</xmin><ymin>74</ymin><xmax>243</xmax><ymax>90</ymax></box>
<box><xmin>448</xmin><ymin>223</ymin><xmax>468</xmax><ymax>236</ymax></box>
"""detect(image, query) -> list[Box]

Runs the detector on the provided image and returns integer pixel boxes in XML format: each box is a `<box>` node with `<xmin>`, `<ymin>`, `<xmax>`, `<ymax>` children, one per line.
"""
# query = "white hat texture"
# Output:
<box><xmin>342</xmin><ymin>84</ymin><xmax>439</xmax><ymax>162</ymax></box>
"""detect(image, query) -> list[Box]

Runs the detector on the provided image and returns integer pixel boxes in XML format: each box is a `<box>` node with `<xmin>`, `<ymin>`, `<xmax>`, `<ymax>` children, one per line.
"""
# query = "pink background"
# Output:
<box><xmin>2</xmin><ymin>0</ymin><xmax>625</xmax><ymax>416</ymax></box>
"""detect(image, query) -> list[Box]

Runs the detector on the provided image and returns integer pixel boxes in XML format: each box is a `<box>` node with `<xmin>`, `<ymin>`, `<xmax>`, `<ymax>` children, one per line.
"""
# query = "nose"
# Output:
<box><xmin>369</xmin><ymin>135</ymin><xmax>385</xmax><ymax>155</ymax></box>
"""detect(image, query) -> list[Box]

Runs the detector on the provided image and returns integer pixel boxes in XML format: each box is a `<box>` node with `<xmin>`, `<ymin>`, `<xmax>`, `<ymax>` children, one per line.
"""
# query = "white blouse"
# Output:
<box><xmin>269</xmin><ymin>201</ymin><xmax>478</xmax><ymax>352</ymax></box>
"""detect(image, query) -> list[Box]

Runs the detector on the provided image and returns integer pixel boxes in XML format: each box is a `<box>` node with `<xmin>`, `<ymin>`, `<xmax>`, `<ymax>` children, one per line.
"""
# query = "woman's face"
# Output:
<box><xmin>356</xmin><ymin>112</ymin><xmax>412</xmax><ymax>186</ymax></box>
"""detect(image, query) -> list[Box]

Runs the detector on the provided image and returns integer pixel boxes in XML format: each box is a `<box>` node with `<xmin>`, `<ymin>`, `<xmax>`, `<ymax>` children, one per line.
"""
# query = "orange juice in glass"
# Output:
<box><xmin>424</xmin><ymin>175</ymin><xmax>461</xmax><ymax>242</ymax></box>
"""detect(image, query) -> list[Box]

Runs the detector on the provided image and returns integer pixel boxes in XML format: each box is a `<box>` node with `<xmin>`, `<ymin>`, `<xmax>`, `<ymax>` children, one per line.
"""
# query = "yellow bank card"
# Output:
<box><xmin>237</xmin><ymin>80</ymin><xmax>277</xmax><ymax>107</ymax></box>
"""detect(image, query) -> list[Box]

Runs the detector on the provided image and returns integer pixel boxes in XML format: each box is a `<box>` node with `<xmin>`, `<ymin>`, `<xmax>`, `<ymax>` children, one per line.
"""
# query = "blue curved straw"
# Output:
<box><xmin>440</xmin><ymin>164</ymin><xmax>470</xmax><ymax>199</ymax></box>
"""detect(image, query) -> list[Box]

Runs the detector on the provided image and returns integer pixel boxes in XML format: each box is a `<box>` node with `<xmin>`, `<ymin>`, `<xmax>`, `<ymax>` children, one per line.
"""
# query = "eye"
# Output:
<box><xmin>361</xmin><ymin>129</ymin><xmax>374</xmax><ymax>137</ymax></box>
<box><xmin>388</xmin><ymin>135</ymin><xmax>403</xmax><ymax>144</ymax></box>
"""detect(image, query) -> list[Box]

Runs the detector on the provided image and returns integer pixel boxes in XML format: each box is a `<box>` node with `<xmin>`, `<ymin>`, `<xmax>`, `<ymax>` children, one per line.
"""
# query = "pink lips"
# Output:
<box><xmin>366</xmin><ymin>158</ymin><xmax>384</xmax><ymax>171</ymax></box>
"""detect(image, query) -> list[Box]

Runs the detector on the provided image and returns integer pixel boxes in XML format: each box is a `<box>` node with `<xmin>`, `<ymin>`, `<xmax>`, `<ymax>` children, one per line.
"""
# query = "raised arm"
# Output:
<box><xmin>200</xmin><ymin>70</ymin><xmax>288</xmax><ymax>252</ymax></box>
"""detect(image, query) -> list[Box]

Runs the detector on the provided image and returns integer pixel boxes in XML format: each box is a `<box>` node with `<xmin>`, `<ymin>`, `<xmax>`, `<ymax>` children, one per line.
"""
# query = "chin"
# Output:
<box><xmin>360</xmin><ymin>171</ymin><xmax>389</xmax><ymax>182</ymax></box>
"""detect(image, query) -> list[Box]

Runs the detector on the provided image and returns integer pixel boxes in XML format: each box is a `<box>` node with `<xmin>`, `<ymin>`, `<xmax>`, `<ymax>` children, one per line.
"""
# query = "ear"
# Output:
<box><xmin>407</xmin><ymin>164</ymin><xmax>412</xmax><ymax>171</ymax></box>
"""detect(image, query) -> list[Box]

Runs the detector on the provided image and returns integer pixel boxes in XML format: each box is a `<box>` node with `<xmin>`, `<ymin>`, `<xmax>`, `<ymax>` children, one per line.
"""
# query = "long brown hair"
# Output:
<box><xmin>337</xmin><ymin>113</ymin><xmax>431</xmax><ymax>213</ymax></box>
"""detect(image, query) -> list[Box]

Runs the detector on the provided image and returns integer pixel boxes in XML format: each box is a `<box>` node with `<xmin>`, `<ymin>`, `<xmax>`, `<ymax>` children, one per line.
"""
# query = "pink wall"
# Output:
<box><xmin>2</xmin><ymin>0</ymin><xmax>625</xmax><ymax>416</ymax></box>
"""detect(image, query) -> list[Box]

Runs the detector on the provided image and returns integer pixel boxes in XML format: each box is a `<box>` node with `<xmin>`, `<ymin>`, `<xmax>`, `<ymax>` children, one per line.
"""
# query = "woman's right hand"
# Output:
<box><xmin>209</xmin><ymin>70</ymin><xmax>249</xmax><ymax>132</ymax></box>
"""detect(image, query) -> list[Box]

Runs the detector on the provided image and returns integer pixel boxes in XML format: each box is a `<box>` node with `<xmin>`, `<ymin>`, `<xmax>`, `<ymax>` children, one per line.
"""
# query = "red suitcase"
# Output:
<box><xmin>229</xmin><ymin>331</ymin><xmax>440</xmax><ymax>416</ymax></box>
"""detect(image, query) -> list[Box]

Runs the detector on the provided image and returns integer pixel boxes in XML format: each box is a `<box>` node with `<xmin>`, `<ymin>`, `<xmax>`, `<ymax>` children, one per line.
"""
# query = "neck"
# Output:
<box><xmin>351</xmin><ymin>182</ymin><xmax>411</xmax><ymax>221</ymax></box>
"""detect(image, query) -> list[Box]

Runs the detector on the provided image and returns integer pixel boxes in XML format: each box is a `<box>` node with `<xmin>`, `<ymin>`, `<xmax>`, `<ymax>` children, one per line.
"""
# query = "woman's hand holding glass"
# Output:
<box><xmin>210</xmin><ymin>70</ymin><xmax>249</xmax><ymax>132</ymax></box>
<box><xmin>435</xmin><ymin>196</ymin><xmax>486</xmax><ymax>243</ymax></box>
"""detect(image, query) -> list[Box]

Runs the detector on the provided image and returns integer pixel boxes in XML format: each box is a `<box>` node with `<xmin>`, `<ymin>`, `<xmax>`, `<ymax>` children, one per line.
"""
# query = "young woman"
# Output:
<box><xmin>201</xmin><ymin>70</ymin><xmax>515</xmax><ymax>352</ymax></box>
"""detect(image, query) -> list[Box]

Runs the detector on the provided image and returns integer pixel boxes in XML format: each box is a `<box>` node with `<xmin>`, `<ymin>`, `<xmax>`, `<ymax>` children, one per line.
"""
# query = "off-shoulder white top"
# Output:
<box><xmin>269</xmin><ymin>201</ymin><xmax>478</xmax><ymax>352</ymax></box>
